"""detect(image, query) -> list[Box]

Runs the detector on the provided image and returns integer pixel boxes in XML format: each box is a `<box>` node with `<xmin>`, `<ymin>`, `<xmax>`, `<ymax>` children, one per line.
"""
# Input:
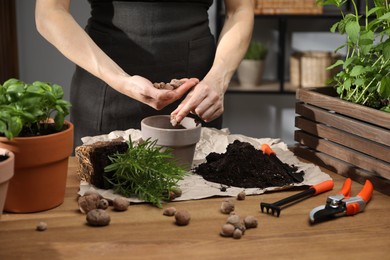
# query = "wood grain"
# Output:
<box><xmin>0</xmin><ymin>157</ymin><xmax>390</xmax><ymax>259</ymax></box>
<box><xmin>295</xmin><ymin>116</ymin><xmax>389</xmax><ymax>162</ymax></box>
<box><xmin>296</xmin><ymin>87</ymin><xmax>390</xmax><ymax>129</ymax></box>
<box><xmin>292</xmin><ymin>145</ymin><xmax>390</xmax><ymax>196</ymax></box>
<box><xmin>295</xmin><ymin>102</ymin><xmax>390</xmax><ymax>146</ymax></box>
<box><xmin>295</xmin><ymin>130</ymin><xmax>390</xmax><ymax>180</ymax></box>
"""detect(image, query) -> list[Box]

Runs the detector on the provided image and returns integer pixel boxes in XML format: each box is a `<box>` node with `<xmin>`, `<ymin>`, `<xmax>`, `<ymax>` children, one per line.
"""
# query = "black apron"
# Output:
<box><xmin>70</xmin><ymin>0</ymin><xmax>222</xmax><ymax>147</ymax></box>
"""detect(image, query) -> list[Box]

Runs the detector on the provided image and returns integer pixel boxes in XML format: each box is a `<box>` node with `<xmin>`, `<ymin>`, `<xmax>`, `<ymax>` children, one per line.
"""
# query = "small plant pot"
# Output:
<box><xmin>0</xmin><ymin>121</ymin><xmax>74</xmax><ymax>213</ymax></box>
<box><xmin>141</xmin><ymin>115</ymin><xmax>201</xmax><ymax>170</ymax></box>
<box><xmin>0</xmin><ymin>148</ymin><xmax>14</xmax><ymax>217</ymax></box>
<box><xmin>237</xmin><ymin>59</ymin><xmax>265</xmax><ymax>86</ymax></box>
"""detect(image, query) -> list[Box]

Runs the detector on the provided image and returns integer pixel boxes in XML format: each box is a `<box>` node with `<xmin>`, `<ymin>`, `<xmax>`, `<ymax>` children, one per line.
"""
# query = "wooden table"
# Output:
<box><xmin>1</xmin><ymin>157</ymin><xmax>389</xmax><ymax>259</ymax></box>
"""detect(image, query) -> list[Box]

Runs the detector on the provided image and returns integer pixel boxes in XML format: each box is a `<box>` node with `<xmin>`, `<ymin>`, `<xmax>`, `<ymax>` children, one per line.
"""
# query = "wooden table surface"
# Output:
<box><xmin>1</xmin><ymin>157</ymin><xmax>389</xmax><ymax>259</ymax></box>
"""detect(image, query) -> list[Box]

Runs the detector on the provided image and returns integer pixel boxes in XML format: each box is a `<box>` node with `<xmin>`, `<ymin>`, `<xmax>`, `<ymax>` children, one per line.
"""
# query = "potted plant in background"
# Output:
<box><xmin>237</xmin><ymin>41</ymin><xmax>268</xmax><ymax>86</ymax></box>
<box><xmin>0</xmin><ymin>78</ymin><xmax>73</xmax><ymax>212</ymax></box>
<box><xmin>294</xmin><ymin>0</ymin><xmax>390</xmax><ymax>195</ymax></box>
<box><xmin>0</xmin><ymin>148</ymin><xmax>14</xmax><ymax>217</ymax></box>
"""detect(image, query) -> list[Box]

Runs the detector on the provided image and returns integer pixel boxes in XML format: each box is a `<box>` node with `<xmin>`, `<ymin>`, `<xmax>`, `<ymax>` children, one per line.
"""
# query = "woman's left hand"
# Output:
<box><xmin>171</xmin><ymin>79</ymin><xmax>224</xmax><ymax>123</ymax></box>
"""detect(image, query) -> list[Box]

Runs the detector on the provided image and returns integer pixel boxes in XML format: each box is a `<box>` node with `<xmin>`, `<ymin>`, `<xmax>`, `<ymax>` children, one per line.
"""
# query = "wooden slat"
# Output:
<box><xmin>296</xmin><ymin>102</ymin><xmax>390</xmax><ymax>146</ymax></box>
<box><xmin>296</xmin><ymin>87</ymin><xmax>390</xmax><ymax>129</ymax></box>
<box><xmin>294</xmin><ymin>130</ymin><xmax>390</xmax><ymax>180</ymax></box>
<box><xmin>292</xmin><ymin>145</ymin><xmax>390</xmax><ymax>196</ymax></box>
<box><xmin>295</xmin><ymin>116</ymin><xmax>390</xmax><ymax>163</ymax></box>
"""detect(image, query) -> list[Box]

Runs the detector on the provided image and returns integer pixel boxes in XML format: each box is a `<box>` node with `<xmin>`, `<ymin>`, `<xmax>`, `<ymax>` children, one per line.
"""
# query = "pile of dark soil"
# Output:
<box><xmin>193</xmin><ymin>140</ymin><xmax>303</xmax><ymax>189</ymax></box>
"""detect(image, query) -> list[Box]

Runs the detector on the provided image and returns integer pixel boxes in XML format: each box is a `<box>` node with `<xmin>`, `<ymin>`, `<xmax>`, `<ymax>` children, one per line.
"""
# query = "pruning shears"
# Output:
<box><xmin>309</xmin><ymin>178</ymin><xmax>373</xmax><ymax>224</ymax></box>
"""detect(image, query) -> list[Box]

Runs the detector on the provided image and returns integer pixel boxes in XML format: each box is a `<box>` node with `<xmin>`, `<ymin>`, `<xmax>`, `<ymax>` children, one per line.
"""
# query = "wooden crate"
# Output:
<box><xmin>293</xmin><ymin>87</ymin><xmax>390</xmax><ymax>195</ymax></box>
<box><xmin>255</xmin><ymin>0</ymin><xmax>323</xmax><ymax>14</ymax></box>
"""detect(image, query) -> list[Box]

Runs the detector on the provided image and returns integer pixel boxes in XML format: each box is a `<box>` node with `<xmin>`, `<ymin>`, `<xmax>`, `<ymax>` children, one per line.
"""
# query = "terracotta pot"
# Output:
<box><xmin>237</xmin><ymin>59</ymin><xmax>265</xmax><ymax>86</ymax></box>
<box><xmin>0</xmin><ymin>148</ymin><xmax>14</xmax><ymax>217</ymax></box>
<box><xmin>0</xmin><ymin>121</ymin><xmax>74</xmax><ymax>213</ymax></box>
<box><xmin>141</xmin><ymin>115</ymin><xmax>201</xmax><ymax>170</ymax></box>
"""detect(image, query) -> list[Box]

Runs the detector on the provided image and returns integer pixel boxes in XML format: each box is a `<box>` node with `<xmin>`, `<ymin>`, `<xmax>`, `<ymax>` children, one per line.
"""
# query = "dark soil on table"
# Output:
<box><xmin>193</xmin><ymin>140</ymin><xmax>304</xmax><ymax>189</ymax></box>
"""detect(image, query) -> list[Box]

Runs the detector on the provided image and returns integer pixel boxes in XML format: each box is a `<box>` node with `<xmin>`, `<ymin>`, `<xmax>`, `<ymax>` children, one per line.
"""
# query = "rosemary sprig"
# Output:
<box><xmin>104</xmin><ymin>137</ymin><xmax>186</xmax><ymax>208</ymax></box>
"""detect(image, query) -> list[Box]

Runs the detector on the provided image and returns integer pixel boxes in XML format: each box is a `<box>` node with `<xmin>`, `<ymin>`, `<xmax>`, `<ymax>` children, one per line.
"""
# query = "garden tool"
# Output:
<box><xmin>261</xmin><ymin>144</ymin><xmax>304</xmax><ymax>182</ymax></box>
<box><xmin>260</xmin><ymin>180</ymin><xmax>334</xmax><ymax>217</ymax></box>
<box><xmin>309</xmin><ymin>178</ymin><xmax>373</xmax><ymax>224</ymax></box>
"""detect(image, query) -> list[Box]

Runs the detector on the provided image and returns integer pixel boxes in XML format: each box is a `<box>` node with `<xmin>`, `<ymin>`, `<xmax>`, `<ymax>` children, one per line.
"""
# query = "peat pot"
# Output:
<box><xmin>0</xmin><ymin>148</ymin><xmax>14</xmax><ymax>217</ymax></box>
<box><xmin>0</xmin><ymin>121</ymin><xmax>74</xmax><ymax>213</ymax></box>
<box><xmin>141</xmin><ymin>115</ymin><xmax>201</xmax><ymax>170</ymax></box>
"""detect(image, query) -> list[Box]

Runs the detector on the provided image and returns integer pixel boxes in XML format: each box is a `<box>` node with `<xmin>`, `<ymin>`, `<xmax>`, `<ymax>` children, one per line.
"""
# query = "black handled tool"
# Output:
<box><xmin>260</xmin><ymin>180</ymin><xmax>334</xmax><ymax>217</ymax></box>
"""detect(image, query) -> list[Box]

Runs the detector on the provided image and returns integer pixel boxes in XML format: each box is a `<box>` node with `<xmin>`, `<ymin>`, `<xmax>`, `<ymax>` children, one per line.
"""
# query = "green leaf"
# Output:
<box><xmin>350</xmin><ymin>65</ymin><xmax>364</xmax><ymax>77</ymax></box>
<box><xmin>359</xmin><ymin>31</ymin><xmax>374</xmax><ymax>55</ymax></box>
<box><xmin>367</xmin><ymin>7</ymin><xmax>383</xmax><ymax>17</ymax></box>
<box><xmin>345</xmin><ymin>20</ymin><xmax>360</xmax><ymax>44</ymax></box>
<box><xmin>330</xmin><ymin>22</ymin><xmax>339</xmax><ymax>33</ymax></box>
<box><xmin>327</xmin><ymin>59</ymin><xmax>344</xmax><ymax>70</ymax></box>
<box><xmin>383</xmin><ymin>40</ymin><xmax>390</xmax><ymax>60</ymax></box>
<box><xmin>6</xmin><ymin>82</ymin><xmax>25</xmax><ymax>94</ymax></box>
<box><xmin>354</xmin><ymin>78</ymin><xmax>364</xmax><ymax>87</ymax></box>
<box><xmin>378</xmin><ymin>77</ymin><xmax>390</xmax><ymax>99</ymax></box>
<box><xmin>377</xmin><ymin>12</ymin><xmax>390</xmax><ymax>21</ymax></box>
<box><xmin>344</xmin><ymin>78</ymin><xmax>351</xmax><ymax>90</ymax></box>
<box><xmin>0</xmin><ymin>120</ymin><xmax>8</xmax><ymax>138</ymax></box>
<box><xmin>54</xmin><ymin>113</ymin><xmax>65</xmax><ymax>130</ymax></box>
<box><xmin>52</xmin><ymin>84</ymin><xmax>64</xmax><ymax>99</ymax></box>
<box><xmin>380</xmin><ymin>105</ymin><xmax>390</xmax><ymax>113</ymax></box>
<box><xmin>9</xmin><ymin>117</ymin><xmax>23</xmax><ymax>139</ymax></box>
<box><xmin>3</xmin><ymin>78</ymin><xmax>22</xmax><ymax>89</ymax></box>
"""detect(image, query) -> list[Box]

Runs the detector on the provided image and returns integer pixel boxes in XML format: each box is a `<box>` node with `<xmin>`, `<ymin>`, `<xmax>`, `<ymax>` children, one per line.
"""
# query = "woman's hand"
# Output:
<box><xmin>171</xmin><ymin>0</ymin><xmax>254</xmax><ymax>124</ymax></box>
<box><xmin>171</xmin><ymin>78</ymin><xmax>224</xmax><ymax>123</ymax></box>
<box><xmin>114</xmin><ymin>75</ymin><xmax>199</xmax><ymax>110</ymax></box>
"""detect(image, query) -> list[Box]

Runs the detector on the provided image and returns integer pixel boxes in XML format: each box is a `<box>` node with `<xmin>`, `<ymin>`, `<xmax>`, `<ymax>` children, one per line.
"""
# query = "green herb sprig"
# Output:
<box><xmin>317</xmin><ymin>0</ymin><xmax>390</xmax><ymax>112</ymax></box>
<box><xmin>104</xmin><ymin>137</ymin><xmax>187</xmax><ymax>208</ymax></box>
<box><xmin>0</xmin><ymin>78</ymin><xmax>71</xmax><ymax>139</ymax></box>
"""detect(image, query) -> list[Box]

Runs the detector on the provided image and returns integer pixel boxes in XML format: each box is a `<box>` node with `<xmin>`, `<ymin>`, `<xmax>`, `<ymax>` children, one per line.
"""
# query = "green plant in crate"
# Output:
<box><xmin>317</xmin><ymin>0</ymin><xmax>390</xmax><ymax>112</ymax></box>
<box><xmin>0</xmin><ymin>78</ymin><xmax>71</xmax><ymax>139</ymax></box>
<box><xmin>244</xmin><ymin>41</ymin><xmax>268</xmax><ymax>60</ymax></box>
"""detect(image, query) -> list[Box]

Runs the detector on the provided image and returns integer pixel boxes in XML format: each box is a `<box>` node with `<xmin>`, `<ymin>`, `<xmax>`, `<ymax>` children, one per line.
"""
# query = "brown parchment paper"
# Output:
<box><xmin>78</xmin><ymin>128</ymin><xmax>332</xmax><ymax>203</ymax></box>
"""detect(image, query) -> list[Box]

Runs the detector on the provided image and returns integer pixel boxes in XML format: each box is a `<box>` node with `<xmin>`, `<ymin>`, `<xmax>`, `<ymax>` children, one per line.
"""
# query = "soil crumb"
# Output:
<box><xmin>193</xmin><ymin>140</ymin><xmax>303</xmax><ymax>189</ymax></box>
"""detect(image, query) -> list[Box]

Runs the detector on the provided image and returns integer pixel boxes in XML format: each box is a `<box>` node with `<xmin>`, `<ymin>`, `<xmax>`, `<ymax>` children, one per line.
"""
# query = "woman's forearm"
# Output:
<box><xmin>35</xmin><ymin>0</ymin><xmax>128</xmax><ymax>89</ymax></box>
<box><xmin>204</xmin><ymin>0</ymin><xmax>254</xmax><ymax>91</ymax></box>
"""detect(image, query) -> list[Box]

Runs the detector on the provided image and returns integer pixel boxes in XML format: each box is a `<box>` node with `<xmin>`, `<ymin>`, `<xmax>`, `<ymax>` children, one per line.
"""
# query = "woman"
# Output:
<box><xmin>35</xmin><ymin>0</ymin><xmax>254</xmax><ymax>147</ymax></box>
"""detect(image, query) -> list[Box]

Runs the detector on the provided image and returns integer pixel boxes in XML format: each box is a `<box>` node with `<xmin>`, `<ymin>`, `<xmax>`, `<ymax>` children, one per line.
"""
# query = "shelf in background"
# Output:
<box><xmin>253</xmin><ymin>11</ymin><xmax>343</xmax><ymax>19</ymax></box>
<box><xmin>226</xmin><ymin>80</ymin><xmax>298</xmax><ymax>94</ymax></box>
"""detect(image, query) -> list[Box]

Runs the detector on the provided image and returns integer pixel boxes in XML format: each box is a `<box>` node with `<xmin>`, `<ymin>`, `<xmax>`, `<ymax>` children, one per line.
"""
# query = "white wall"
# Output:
<box><xmin>16</xmin><ymin>1</ymin><xmax>340</xmax><ymax>145</ymax></box>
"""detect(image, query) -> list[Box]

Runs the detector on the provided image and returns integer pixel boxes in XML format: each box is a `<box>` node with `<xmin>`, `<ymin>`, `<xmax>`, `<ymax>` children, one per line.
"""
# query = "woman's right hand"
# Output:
<box><xmin>113</xmin><ymin>75</ymin><xmax>199</xmax><ymax>110</ymax></box>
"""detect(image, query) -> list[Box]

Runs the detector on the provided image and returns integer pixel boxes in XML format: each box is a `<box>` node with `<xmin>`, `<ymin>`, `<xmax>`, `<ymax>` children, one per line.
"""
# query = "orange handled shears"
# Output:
<box><xmin>309</xmin><ymin>178</ymin><xmax>373</xmax><ymax>223</ymax></box>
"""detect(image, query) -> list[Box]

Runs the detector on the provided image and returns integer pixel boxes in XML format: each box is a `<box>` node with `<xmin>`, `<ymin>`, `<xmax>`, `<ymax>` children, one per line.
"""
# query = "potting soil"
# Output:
<box><xmin>193</xmin><ymin>140</ymin><xmax>303</xmax><ymax>189</ymax></box>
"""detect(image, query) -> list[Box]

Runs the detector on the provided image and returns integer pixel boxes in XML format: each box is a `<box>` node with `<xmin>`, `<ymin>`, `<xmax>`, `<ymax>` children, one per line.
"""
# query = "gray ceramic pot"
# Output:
<box><xmin>141</xmin><ymin>115</ymin><xmax>201</xmax><ymax>170</ymax></box>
